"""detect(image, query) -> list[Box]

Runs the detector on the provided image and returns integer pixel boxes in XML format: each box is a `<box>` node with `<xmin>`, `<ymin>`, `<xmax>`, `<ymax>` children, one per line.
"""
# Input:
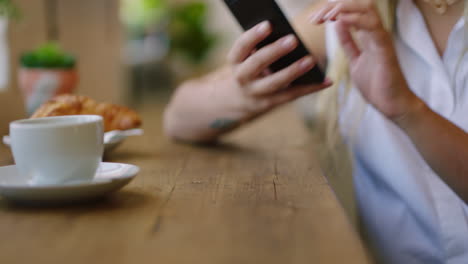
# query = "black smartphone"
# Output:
<box><xmin>223</xmin><ymin>0</ymin><xmax>325</xmax><ymax>85</ymax></box>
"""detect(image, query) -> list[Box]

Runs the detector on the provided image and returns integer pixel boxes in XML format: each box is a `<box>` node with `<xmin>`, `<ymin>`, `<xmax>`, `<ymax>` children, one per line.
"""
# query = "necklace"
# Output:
<box><xmin>422</xmin><ymin>0</ymin><xmax>461</xmax><ymax>14</ymax></box>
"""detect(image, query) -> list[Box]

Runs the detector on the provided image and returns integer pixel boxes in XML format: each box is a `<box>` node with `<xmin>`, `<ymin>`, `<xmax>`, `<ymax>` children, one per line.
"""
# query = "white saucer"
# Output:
<box><xmin>0</xmin><ymin>162</ymin><xmax>139</xmax><ymax>204</ymax></box>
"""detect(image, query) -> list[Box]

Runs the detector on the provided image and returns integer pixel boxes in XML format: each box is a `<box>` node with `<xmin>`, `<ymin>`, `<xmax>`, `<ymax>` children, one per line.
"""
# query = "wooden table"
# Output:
<box><xmin>0</xmin><ymin>102</ymin><xmax>371</xmax><ymax>264</ymax></box>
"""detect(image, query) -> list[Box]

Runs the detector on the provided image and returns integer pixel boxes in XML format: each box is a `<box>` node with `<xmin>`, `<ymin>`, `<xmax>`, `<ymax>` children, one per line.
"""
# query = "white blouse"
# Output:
<box><xmin>325</xmin><ymin>0</ymin><xmax>468</xmax><ymax>263</ymax></box>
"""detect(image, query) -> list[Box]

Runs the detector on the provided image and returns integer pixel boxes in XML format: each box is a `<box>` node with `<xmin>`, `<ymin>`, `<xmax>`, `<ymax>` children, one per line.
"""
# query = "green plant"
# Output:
<box><xmin>20</xmin><ymin>43</ymin><xmax>76</xmax><ymax>69</ymax></box>
<box><xmin>0</xmin><ymin>0</ymin><xmax>20</xmax><ymax>19</ymax></box>
<box><xmin>168</xmin><ymin>2</ymin><xmax>217</xmax><ymax>64</ymax></box>
<box><xmin>121</xmin><ymin>0</ymin><xmax>168</xmax><ymax>37</ymax></box>
<box><xmin>121</xmin><ymin>0</ymin><xmax>217</xmax><ymax>64</ymax></box>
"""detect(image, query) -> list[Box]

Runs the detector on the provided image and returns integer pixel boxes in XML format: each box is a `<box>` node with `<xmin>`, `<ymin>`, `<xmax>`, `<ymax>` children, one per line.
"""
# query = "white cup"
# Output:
<box><xmin>10</xmin><ymin>115</ymin><xmax>104</xmax><ymax>185</ymax></box>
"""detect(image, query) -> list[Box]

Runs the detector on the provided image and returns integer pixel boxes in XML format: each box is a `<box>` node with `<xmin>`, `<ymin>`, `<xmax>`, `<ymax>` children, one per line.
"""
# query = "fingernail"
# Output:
<box><xmin>282</xmin><ymin>35</ymin><xmax>296</xmax><ymax>48</ymax></box>
<box><xmin>257</xmin><ymin>21</ymin><xmax>270</xmax><ymax>34</ymax></box>
<box><xmin>300</xmin><ymin>57</ymin><xmax>313</xmax><ymax>69</ymax></box>
<box><xmin>308</xmin><ymin>13</ymin><xmax>318</xmax><ymax>23</ymax></box>
<box><xmin>323</xmin><ymin>78</ymin><xmax>333</xmax><ymax>85</ymax></box>
<box><xmin>313</xmin><ymin>15</ymin><xmax>323</xmax><ymax>24</ymax></box>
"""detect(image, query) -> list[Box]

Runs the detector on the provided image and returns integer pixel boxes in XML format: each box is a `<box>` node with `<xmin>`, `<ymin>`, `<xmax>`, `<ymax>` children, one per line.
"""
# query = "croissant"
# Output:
<box><xmin>31</xmin><ymin>94</ymin><xmax>142</xmax><ymax>132</ymax></box>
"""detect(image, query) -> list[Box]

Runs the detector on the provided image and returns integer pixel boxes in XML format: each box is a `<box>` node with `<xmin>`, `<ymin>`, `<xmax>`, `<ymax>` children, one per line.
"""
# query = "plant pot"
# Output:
<box><xmin>18</xmin><ymin>67</ymin><xmax>78</xmax><ymax>115</ymax></box>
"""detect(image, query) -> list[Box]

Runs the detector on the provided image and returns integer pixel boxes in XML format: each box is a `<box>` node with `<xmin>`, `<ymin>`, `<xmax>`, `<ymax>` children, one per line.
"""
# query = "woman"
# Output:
<box><xmin>164</xmin><ymin>0</ymin><xmax>468</xmax><ymax>263</ymax></box>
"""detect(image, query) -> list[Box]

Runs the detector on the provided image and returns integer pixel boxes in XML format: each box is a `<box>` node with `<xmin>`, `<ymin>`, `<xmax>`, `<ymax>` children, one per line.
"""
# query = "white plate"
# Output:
<box><xmin>3</xmin><ymin>129</ymin><xmax>143</xmax><ymax>153</ymax></box>
<box><xmin>0</xmin><ymin>162</ymin><xmax>139</xmax><ymax>204</ymax></box>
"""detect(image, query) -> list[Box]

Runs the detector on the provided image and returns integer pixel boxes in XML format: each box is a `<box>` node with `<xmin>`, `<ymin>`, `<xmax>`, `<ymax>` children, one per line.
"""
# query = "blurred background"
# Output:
<box><xmin>0</xmin><ymin>0</ymin><xmax>315</xmax><ymax>107</ymax></box>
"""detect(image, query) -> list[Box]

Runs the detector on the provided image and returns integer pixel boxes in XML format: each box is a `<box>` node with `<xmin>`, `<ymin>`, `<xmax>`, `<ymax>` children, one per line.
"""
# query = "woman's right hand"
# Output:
<box><xmin>164</xmin><ymin>20</ymin><xmax>332</xmax><ymax>142</ymax></box>
<box><xmin>226</xmin><ymin>21</ymin><xmax>332</xmax><ymax>116</ymax></box>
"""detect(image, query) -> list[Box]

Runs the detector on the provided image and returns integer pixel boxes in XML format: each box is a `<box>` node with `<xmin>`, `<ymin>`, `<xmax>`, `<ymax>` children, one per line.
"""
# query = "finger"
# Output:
<box><xmin>338</xmin><ymin>13</ymin><xmax>388</xmax><ymax>45</ymax></box>
<box><xmin>260</xmin><ymin>68</ymin><xmax>273</xmax><ymax>79</ymax></box>
<box><xmin>309</xmin><ymin>2</ymin><xmax>336</xmax><ymax>24</ymax></box>
<box><xmin>235</xmin><ymin>35</ymin><xmax>298</xmax><ymax>83</ymax></box>
<box><xmin>310</xmin><ymin>1</ymin><xmax>370</xmax><ymax>24</ymax></box>
<box><xmin>338</xmin><ymin>13</ymin><xmax>381</xmax><ymax>31</ymax></box>
<box><xmin>248</xmin><ymin>56</ymin><xmax>316</xmax><ymax>96</ymax></box>
<box><xmin>262</xmin><ymin>68</ymin><xmax>273</xmax><ymax>77</ymax></box>
<box><xmin>227</xmin><ymin>21</ymin><xmax>271</xmax><ymax>64</ymax></box>
<box><xmin>325</xmin><ymin>1</ymin><xmax>372</xmax><ymax>21</ymax></box>
<box><xmin>335</xmin><ymin>21</ymin><xmax>361</xmax><ymax>61</ymax></box>
<box><xmin>268</xmin><ymin>79</ymin><xmax>333</xmax><ymax>106</ymax></box>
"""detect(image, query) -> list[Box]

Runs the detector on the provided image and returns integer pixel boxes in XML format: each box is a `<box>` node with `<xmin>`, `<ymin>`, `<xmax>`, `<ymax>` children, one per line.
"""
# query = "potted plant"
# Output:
<box><xmin>19</xmin><ymin>43</ymin><xmax>78</xmax><ymax>114</ymax></box>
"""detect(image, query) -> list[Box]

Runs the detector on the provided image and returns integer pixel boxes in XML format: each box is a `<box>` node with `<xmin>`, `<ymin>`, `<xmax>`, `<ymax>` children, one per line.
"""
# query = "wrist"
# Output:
<box><xmin>391</xmin><ymin>95</ymin><xmax>430</xmax><ymax>131</ymax></box>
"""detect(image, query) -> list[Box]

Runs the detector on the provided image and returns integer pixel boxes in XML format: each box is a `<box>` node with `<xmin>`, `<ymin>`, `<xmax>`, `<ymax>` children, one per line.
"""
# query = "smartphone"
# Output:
<box><xmin>223</xmin><ymin>0</ymin><xmax>325</xmax><ymax>85</ymax></box>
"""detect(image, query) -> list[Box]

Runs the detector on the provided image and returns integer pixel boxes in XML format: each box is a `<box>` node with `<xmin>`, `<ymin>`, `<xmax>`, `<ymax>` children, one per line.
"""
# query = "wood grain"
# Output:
<box><xmin>0</xmin><ymin>103</ymin><xmax>371</xmax><ymax>264</ymax></box>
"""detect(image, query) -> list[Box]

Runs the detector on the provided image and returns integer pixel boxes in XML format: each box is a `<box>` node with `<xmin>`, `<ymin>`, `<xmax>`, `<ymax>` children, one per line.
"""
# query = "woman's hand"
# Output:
<box><xmin>226</xmin><ymin>21</ymin><xmax>333</xmax><ymax>115</ymax></box>
<box><xmin>164</xmin><ymin>20</ymin><xmax>332</xmax><ymax>142</ymax></box>
<box><xmin>310</xmin><ymin>1</ymin><xmax>468</xmax><ymax>204</ymax></box>
<box><xmin>311</xmin><ymin>1</ymin><xmax>424</xmax><ymax>120</ymax></box>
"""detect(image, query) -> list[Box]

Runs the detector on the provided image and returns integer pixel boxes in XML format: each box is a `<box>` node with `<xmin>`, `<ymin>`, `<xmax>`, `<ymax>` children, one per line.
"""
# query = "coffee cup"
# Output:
<box><xmin>9</xmin><ymin>115</ymin><xmax>104</xmax><ymax>185</ymax></box>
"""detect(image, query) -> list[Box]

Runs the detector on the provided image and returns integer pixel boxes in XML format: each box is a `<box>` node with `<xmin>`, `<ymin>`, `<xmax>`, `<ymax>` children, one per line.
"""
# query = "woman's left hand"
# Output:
<box><xmin>311</xmin><ymin>1</ymin><xmax>423</xmax><ymax>120</ymax></box>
